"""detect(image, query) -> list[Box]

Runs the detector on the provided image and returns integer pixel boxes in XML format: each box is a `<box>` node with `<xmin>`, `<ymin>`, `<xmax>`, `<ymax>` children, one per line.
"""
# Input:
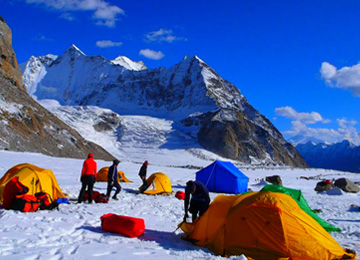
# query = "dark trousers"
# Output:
<box><xmin>106</xmin><ymin>181</ymin><xmax>121</xmax><ymax>198</ymax></box>
<box><xmin>189</xmin><ymin>199</ymin><xmax>209</xmax><ymax>221</ymax></box>
<box><xmin>140</xmin><ymin>175</ymin><xmax>147</xmax><ymax>186</ymax></box>
<box><xmin>78</xmin><ymin>175</ymin><xmax>95</xmax><ymax>203</ymax></box>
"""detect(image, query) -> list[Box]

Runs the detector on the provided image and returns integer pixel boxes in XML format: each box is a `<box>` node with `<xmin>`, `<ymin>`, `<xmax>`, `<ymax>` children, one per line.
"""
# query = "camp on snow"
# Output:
<box><xmin>196</xmin><ymin>160</ymin><xmax>248</xmax><ymax>194</ymax></box>
<box><xmin>179</xmin><ymin>191</ymin><xmax>355</xmax><ymax>260</ymax></box>
<box><xmin>139</xmin><ymin>172</ymin><xmax>172</xmax><ymax>195</ymax></box>
<box><xmin>96</xmin><ymin>167</ymin><xmax>132</xmax><ymax>183</ymax></box>
<box><xmin>0</xmin><ymin>163</ymin><xmax>67</xmax><ymax>205</ymax></box>
<box><xmin>261</xmin><ymin>184</ymin><xmax>341</xmax><ymax>232</ymax></box>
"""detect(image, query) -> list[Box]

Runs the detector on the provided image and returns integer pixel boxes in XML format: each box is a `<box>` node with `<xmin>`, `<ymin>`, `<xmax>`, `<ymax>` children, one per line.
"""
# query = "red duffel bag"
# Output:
<box><xmin>101</xmin><ymin>213</ymin><xmax>145</xmax><ymax>238</ymax></box>
<box><xmin>83</xmin><ymin>191</ymin><xmax>108</xmax><ymax>203</ymax></box>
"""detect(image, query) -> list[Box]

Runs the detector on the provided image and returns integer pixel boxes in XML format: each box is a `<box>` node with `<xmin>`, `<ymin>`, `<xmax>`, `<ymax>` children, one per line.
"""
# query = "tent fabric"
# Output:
<box><xmin>96</xmin><ymin>167</ymin><xmax>131</xmax><ymax>182</ymax></box>
<box><xmin>179</xmin><ymin>191</ymin><xmax>355</xmax><ymax>260</ymax></box>
<box><xmin>261</xmin><ymin>184</ymin><xmax>341</xmax><ymax>232</ymax></box>
<box><xmin>196</xmin><ymin>160</ymin><xmax>248</xmax><ymax>194</ymax></box>
<box><xmin>0</xmin><ymin>163</ymin><xmax>66</xmax><ymax>204</ymax></box>
<box><xmin>139</xmin><ymin>172</ymin><xmax>172</xmax><ymax>195</ymax></box>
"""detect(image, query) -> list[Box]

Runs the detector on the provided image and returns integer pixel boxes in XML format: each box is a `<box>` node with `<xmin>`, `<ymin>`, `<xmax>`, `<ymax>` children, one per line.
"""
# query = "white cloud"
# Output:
<box><xmin>139</xmin><ymin>49</ymin><xmax>165</xmax><ymax>60</ymax></box>
<box><xmin>144</xmin><ymin>29</ymin><xmax>186</xmax><ymax>43</ymax></box>
<box><xmin>285</xmin><ymin>119</ymin><xmax>360</xmax><ymax>145</ymax></box>
<box><xmin>337</xmin><ymin>118</ymin><xmax>360</xmax><ymax>145</ymax></box>
<box><xmin>276</xmin><ymin>107</ymin><xmax>360</xmax><ymax>145</ymax></box>
<box><xmin>275</xmin><ymin>106</ymin><xmax>330</xmax><ymax>124</ymax></box>
<box><xmin>320</xmin><ymin>61</ymin><xmax>360</xmax><ymax>96</ymax></box>
<box><xmin>283</xmin><ymin>121</ymin><xmax>342</xmax><ymax>144</ymax></box>
<box><xmin>32</xmin><ymin>33</ymin><xmax>53</xmax><ymax>41</ymax></box>
<box><xmin>96</xmin><ymin>40</ymin><xmax>122</xmax><ymax>48</ymax></box>
<box><xmin>25</xmin><ymin>0</ymin><xmax>124</xmax><ymax>27</ymax></box>
<box><xmin>59</xmin><ymin>12</ymin><xmax>75</xmax><ymax>21</ymax></box>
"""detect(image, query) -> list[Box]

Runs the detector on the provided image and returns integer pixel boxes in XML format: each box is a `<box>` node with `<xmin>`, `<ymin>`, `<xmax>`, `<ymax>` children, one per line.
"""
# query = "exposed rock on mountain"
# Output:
<box><xmin>196</xmin><ymin>109</ymin><xmax>305</xmax><ymax>165</ymax></box>
<box><xmin>0</xmin><ymin>16</ymin><xmax>23</xmax><ymax>89</ymax></box>
<box><xmin>21</xmin><ymin>45</ymin><xmax>307</xmax><ymax>167</ymax></box>
<box><xmin>296</xmin><ymin>140</ymin><xmax>360</xmax><ymax>173</ymax></box>
<box><xmin>0</xmin><ymin>17</ymin><xmax>114</xmax><ymax>160</ymax></box>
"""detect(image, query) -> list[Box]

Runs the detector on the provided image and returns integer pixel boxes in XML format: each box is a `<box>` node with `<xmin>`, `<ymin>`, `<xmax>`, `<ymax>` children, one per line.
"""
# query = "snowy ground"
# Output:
<box><xmin>0</xmin><ymin>104</ymin><xmax>359</xmax><ymax>259</ymax></box>
<box><xmin>0</xmin><ymin>149</ymin><xmax>359</xmax><ymax>260</ymax></box>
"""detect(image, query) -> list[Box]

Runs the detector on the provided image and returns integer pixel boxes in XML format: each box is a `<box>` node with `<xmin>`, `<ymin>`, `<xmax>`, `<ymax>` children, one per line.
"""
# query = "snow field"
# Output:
<box><xmin>0</xmin><ymin>150</ymin><xmax>359</xmax><ymax>259</ymax></box>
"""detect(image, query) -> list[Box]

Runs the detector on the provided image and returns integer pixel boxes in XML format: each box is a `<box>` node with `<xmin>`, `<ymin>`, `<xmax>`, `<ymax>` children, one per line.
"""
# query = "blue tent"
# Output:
<box><xmin>196</xmin><ymin>160</ymin><xmax>249</xmax><ymax>194</ymax></box>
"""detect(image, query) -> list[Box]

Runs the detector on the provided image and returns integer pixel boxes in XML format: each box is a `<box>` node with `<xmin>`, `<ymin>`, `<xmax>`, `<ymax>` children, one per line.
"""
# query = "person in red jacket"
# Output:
<box><xmin>77</xmin><ymin>153</ymin><xmax>97</xmax><ymax>203</ymax></box>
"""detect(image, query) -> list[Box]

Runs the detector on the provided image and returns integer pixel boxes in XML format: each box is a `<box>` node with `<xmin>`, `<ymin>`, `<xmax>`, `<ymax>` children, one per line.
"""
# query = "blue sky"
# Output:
<box><xmin>2</xmin><ymin>0</ymin><xmax>360</xmax><ymax>144</ymax></box>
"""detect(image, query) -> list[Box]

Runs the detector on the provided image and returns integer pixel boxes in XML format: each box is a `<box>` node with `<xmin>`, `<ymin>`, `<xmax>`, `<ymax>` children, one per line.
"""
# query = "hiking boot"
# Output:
<box><xmin>112</xmin><ymin>196</ymin><xmax>118</xmax><ymax>200</ymax></box>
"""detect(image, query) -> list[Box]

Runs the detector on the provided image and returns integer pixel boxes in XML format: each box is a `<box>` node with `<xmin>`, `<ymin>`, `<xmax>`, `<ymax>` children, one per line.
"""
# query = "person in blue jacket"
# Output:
<box><xmin>106</xmin><ymin>159</ymin><xmax>122</xmax><ymax>200</ymax></box>
<box><xmin>183</xmin><ymin>180</ymin><xmax>210</xmax><ymax>222</ymax></box>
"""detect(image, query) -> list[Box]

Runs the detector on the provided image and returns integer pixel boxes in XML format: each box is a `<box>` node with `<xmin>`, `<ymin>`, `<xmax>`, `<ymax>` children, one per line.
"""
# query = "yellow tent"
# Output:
<box><xmin>0</xmin><ymin>163</ymin><xmax>67</xmax><ymax>204</ymax></box>
<box><xmin>96</xmin><ymin>167</ymin><xmax>131</xmax><ymax>183</ymax></box>
<box><xmin>179</xmin><ymin>191</ymin><xmax>356</xmax><ymax>260</ymax></box>
<box><xmin>139</xmin><ymin>172</ymin><xmax>172</xmax><ymax>195</ymax></box>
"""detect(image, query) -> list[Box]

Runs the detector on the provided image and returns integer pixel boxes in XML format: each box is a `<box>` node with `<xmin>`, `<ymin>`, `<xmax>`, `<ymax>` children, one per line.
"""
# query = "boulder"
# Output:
<box><xmin>314</xmin><ymin>181</ymin><xmax>333</xmax><ymax>192</ymax></box>
<box><xmin>265</xmin><ymin>175</ymin><xmax>283</xmax><ymax>186</ymax></box>
<box><xmin>334</xmin><ymin>178</ymin><xmax>359</xmax><ymax>193</ymax></box>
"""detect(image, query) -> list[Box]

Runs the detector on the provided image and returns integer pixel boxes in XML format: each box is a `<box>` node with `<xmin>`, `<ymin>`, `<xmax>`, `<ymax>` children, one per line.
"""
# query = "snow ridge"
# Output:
<box><xmin>111</xmin><ymin>56</ymin><xmax>147</xmax><ymax>71</ymax></box>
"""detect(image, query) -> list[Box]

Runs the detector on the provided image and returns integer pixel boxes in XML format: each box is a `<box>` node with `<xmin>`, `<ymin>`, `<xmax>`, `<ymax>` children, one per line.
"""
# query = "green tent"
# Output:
<box><xmin>261</xmin><ymin>184</ymin><xmax>341</xmax><ymax>232</ymax></box>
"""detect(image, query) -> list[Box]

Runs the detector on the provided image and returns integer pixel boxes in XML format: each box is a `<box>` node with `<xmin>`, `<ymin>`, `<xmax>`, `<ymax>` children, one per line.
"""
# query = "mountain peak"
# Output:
<box><xmin>111</xmin><ymin>56</ymin><xmax>147</xmax><ymax>71</ymax></box>
<box><xmin>182</xmin><ymin>55</ymin><xmax>204</xmax><ymax>63</ymax></box>
<box><xmin>64</xmin><ymin>44</ymin><xmax>85</xmax><ymax>57</ymax></box>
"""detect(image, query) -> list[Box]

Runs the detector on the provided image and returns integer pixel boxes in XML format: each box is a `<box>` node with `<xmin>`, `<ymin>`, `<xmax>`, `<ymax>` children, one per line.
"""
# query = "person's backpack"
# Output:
<box><xmin>11</xmin><ymin>194</ymin><xmax>40</xmax><ymax>212</ymax></box>
<box><xmin>96</xmin><ymin>194</ymin><xmax>109</xmax><ymax>203</ymax></box>
<box><xmin>35</xmin><ymin>192</ymin><xmax>59</xmax><ymax>210</ymax></box>
<box><xmin>2</xmin><ymin>177</ymin><xmax>29</xmax><ymax>210</ymax></box>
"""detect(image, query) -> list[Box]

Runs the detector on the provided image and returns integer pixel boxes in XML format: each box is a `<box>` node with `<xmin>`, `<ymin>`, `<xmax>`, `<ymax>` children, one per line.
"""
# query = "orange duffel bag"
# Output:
<box><xmin>101</xmin><ymin>213</ymin><xmax>145</xmax><ymax>238</ymax></box>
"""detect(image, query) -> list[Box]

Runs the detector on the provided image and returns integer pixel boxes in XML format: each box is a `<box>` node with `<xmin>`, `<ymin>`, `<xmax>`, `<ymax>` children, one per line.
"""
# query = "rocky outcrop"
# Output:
<box><xmin>0</xmin><ymin>17</ymin><xmax>23</xmax><ymax>89</ymax></box>
<box><xmin>0</xmin><ymin>16</ymin><xmax>115</xmax><ymax>160</ymax></box>
<box><xmin>195</xmin><ymin>109</ymin><xmax>307</xmax><ymax>167</ymax></box>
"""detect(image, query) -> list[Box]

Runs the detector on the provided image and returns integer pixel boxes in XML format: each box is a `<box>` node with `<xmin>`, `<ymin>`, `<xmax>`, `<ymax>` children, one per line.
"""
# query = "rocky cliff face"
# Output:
<box><xmin>0</xmin><ymin>17</ymin><xmax>114</xmax><ymax>160</ymax></box>
<box><xmin>194</xmin><ymin>109</ymin><xmax>305</xmax><ymax>165</ymax></box>
<box><xmin>0</xmin><ymin>17</ymin><xmax>23</xmax><ymax>89</ymax></box>
<box><xmin>22</xmin><ymin>45</ymin><xmax>308</xmax><ymax>167</ymax></box>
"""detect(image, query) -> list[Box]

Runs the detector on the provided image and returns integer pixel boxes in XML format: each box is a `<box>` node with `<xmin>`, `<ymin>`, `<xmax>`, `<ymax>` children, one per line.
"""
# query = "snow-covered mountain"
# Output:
<box><xmin>0</xmin><ymin>18</ymin><xmax>114</xmax><ymax>160</ymax></box>
<box><xmin>288</xmin><ymin>135</ymin><xmax>325</xmax><ymax>146</ymax></box>
<box><xmin>111</xmin><ymin>56</ymin><xmax>147</xmax><ymax>71</ymax></box>
<box><xmin>21</xmin><ymin>45</ymin><xmax>307</xmax><ymax>167</ymax></box>
<box><xmin>296</xmin><ymin>140</ymin><xmax>360</xmax><ymax>173</ymax></box>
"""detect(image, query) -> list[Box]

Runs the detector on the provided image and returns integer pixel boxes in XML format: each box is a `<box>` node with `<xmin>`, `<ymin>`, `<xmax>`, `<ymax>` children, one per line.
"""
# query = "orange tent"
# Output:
<box><xmin>139</xmin><ymin>172</ymin><xmax>172</xmax><ymax>195</ymax></box>
<box><xmin>96</xmin><ymin>167</ymin><xmax>131</xmax><ymax>182</ymax></box>
<box><xmin>179</xmin><ymin>191</ymin><xmax>356</xmax><ymax>260</ymax></box>
<box><xmin>0</xmin><ymin>163</ymin><xmax>66</xmax><ymax>204</ymax></box>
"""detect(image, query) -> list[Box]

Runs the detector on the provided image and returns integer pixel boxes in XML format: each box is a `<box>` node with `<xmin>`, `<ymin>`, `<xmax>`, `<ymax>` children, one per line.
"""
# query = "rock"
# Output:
<box><xmin>197</xmin><ymin>109</ymin><xmax>308</xmax><ymax>167</ymax></box>
<box><xmin>314</xmin><ymin>181</ymin><xmax>333</xmax><ymax>192</ymax></box>
<box><xmin>0</xmin><ymin>17</ymin><xmax>23</xmax><ymax>89</ymax></box>
<box><xmin>334</xmin><ymin>178</ymin><xmax>360</xmax><ymax>193</ymax></box>
<box><xmin>265</xmin><ymin>175</ymin><xmax>283</xmax><ymax>186</ymax></box>
<box><xmin>0</xmin><ymin>16</ymin><xmax>115</xmax><ymax>160</ymax></box>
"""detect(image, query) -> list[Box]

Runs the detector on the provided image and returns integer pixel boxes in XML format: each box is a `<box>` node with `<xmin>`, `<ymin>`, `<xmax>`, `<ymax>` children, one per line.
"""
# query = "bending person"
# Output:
<box><xmin>183</xmin><ymin>180</ymin><xmax>210</xmax><ymax>222</ymax></box>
